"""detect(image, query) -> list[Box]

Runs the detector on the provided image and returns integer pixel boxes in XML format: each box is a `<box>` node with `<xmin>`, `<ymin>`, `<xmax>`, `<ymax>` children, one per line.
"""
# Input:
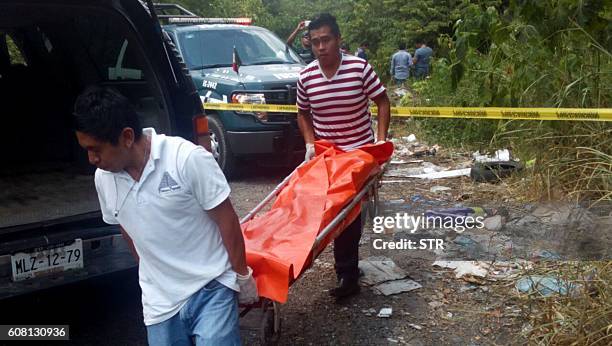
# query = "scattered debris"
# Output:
<box><xmin>413</xmin><ymin>145</ymin><xmax>439</xmax><ymax>157</ymax></box>
<box><xmin>484</xmin><ymin>215</ymin><xmax>504</xmax><ymax>231</ymax></box>
<box><xmin>407</xmin><ymin>323</ymin><xmax>423</xmax><ymax>330</ymax></box>
<box><xmin>390</xmin><ymin>159</ymin><xmax>423</xmax><ymax>164</ymax></box>
<box><xmin>433</xmin><ymin>260</ymin><xmax>490</xmax><ymax>279</ymax></box>
<box><xmin>403</xmin><ymin>134</ymin><xmax>417</xmax><ymax>142</ymax></box>
<box><xmin>473</xmin><ymin>149</ymin><xmax>511</xmax><ymax>162</ymax></box>
<box><xmin>377</xmin><ymin>307</ymin><xmax>393</xmax><ymax>318</ymax></box>
<box><xmin>430</xmin><ymin>185</ymin><xmax>452</xmax><ymax>193</ymax></box>
<box><xmin>470</xmin><ymin>161</ymin><xmax>523</xmax><ymax>183</ymax></box>
<box><xmin>373</xmin><ymin>279</ymin><xmax>422</xmax><ymax>296</ymax></box>
<box><xmin>359</xmin><ymin>257</ymin><xmax>407</xmax><ymax>285</ymax></box>
<box><xmin>408</xmin><ymin>168</ymin><xmax>471</xmax><ymax>179</ymax></box>
<box><xmin>381</xmin><ymin>180</ymin><xmax>411</xmax><ymax>184</ymax></box>
<box><xmin>515</xmin><ymin>275</ymin><xmax>582</xmax><ymax>297</ymax></box>
<box><xmin>428</xmin><ymin>301</ymin><xmax>444</xmax><ymax>309</ymax></box>
<box><xmin>394</xmin><ymin>88</ymin><xmax>407</xmax><ymax>97</ymax></box>
<box><xmin>531</xmin><ymin>249</ymin><xmax>561</xmax><ymax>261</ymax></box>
<box><xmin>385</xmin><ymin>162</ymin><xmax>444</xmax><ymax>178</ymax></box>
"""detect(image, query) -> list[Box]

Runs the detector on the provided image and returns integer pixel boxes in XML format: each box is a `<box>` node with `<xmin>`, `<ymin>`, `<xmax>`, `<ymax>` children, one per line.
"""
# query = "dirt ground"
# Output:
<box><xmin>230</xmin><ymin>137</ymin><xmax>611</xmax><ymax>346</ymax></box>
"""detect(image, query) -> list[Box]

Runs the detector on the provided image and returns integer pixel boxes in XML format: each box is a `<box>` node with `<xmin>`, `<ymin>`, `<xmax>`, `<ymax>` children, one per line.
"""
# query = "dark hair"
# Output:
<box><xmin>308</xmin><ymin>13</ymin><xmax>340</xmax><ymax>37</ymax></box>
<box><xmin>73</xmin><ymin>85</ymin><xmax>142</xmax><ymax>145</ymax></box>
<box><xmin>415</xmin><ymin>38</ymin><xmax>424</xmax><ymax>45</ymax></box>
<box><xmin>398</xmin><ymin>42</ymin><xmax>406</xmax><ymax>50</ymax></box>
<box><xmin>361</xmin><ymin>41</ymin><xmax>369</xmax><ymax>47</ymax></box>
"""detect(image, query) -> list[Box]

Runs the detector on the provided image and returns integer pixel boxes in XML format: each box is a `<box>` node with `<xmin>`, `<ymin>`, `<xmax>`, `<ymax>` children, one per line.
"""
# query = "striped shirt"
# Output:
<box><xmin>296</xmin><ymin>54</ymin><xmax>386</xmax><ymax>150</ymax></box>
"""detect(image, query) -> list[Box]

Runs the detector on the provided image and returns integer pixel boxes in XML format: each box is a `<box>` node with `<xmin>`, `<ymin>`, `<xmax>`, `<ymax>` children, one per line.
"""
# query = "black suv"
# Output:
<box><xmin>0</xmin><ymin>0</ymin><xmax>207</xmax><ymax>299</ymax></box>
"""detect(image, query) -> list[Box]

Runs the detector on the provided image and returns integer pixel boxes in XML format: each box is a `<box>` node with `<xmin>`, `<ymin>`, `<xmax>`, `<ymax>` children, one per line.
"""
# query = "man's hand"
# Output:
<box><xmin>304</xmin><ymin>143</ymin><xmax>315</xmax><ymax>162</ymax></box>
<box><xmin>236</xmin><ymin>266</ymin><xmax>259</xmax><ymax>305</ymax></box>
<box><xmin>297</xmin><ymin>20</ymin><xmax>306</xmax><ymax>30</ymax></box>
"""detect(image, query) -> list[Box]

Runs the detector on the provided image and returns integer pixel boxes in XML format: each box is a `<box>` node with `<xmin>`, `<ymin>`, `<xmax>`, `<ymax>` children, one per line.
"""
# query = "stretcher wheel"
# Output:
<box><xmin>260</xmin><ymin>300</ymin><xmax>281</xmax><ymax>345</ymax></box>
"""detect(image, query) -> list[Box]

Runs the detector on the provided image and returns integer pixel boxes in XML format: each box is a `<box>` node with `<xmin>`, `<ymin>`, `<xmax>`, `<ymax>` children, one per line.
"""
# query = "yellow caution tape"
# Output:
<box><xmin>203</xmin><ymin>102</ymin><xmax>612</xmax><ymax>122</ymax></box>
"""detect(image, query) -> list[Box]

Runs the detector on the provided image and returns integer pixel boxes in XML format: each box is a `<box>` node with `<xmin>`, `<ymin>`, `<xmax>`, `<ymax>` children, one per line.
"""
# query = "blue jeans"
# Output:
<box><xmin>146</xmin><ymin>279</ymin><xmax>240</xmax><ymax>346</ymax></box>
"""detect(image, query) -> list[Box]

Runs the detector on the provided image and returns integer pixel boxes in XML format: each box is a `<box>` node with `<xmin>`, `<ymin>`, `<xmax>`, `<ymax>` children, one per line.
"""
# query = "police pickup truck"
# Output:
<box><xmin>155</xmin><ymin>4</ymin><xmax>306</xmax><ymax>176</ymax></box>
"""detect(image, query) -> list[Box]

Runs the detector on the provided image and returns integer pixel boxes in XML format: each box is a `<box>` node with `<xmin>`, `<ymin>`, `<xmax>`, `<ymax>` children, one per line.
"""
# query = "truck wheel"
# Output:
<box><xmin>208</xmin><ymin>115</ymin><xmax>236</xmax><ymax>178</ymax></box>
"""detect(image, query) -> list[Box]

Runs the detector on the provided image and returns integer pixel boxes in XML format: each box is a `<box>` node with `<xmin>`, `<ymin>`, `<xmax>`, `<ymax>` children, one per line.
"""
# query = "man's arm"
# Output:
<box><xmin>119</xmin><ymin>226</ymin><xmax>139</xmax><ymax>263</ymax></box>
<box><xmin>287</xmin><ymin>21</ymin><xmax>305</xmax><ymax>46</ymax></box>
<box><xmin>372</xmin><ymin>92</ymin><xmax>391</xmax><ymax>141</ymax></box>
<box><xmin>207</xmin><ymin>198</ymin><xmax>248</xmax><ymax>275</ymax></box>
<box><xmin>297</xmin><ymin>109</ymin><xmax>316</xmax><ymax>144</ymax></box>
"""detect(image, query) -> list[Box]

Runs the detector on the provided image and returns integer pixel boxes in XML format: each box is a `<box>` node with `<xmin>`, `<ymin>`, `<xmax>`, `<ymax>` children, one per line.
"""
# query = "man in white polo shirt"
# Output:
<box><xmin>296</xmin><ymin>13</ymin><xmax>391</xmax><ymax>299</ymax></box>
<box><xmin>73</xmin><ymin>86</ymin><xmax>257</xmax><ymax>345</ymax></box>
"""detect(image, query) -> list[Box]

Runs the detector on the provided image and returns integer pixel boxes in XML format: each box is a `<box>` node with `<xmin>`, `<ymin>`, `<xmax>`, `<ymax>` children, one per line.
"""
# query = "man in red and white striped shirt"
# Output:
<box><xmin>296</xmin><ymin>13</ymin><xmax>391</xmax><ymax>299</ymax></box>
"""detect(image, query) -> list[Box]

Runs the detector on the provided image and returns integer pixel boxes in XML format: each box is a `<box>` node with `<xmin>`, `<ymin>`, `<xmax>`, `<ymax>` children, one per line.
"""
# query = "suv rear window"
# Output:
<box><xmin>178</xmin><ymin>28</ymin><xmax>301</xmax><ymax>69</ymax></box>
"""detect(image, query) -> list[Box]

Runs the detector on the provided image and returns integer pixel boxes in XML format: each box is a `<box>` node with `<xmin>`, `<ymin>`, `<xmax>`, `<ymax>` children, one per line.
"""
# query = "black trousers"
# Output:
<box><xmin>333</xmin><ymin>213</ymin><xmax>362</xmax><ymax>282</ymax></box>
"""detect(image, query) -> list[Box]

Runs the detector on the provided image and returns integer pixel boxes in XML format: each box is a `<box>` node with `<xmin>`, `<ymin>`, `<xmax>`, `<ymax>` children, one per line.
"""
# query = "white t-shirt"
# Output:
<box><xmin>94</xmin><ymin>128</ymin><xmax>237</xmax><ymax>326</ymax></box>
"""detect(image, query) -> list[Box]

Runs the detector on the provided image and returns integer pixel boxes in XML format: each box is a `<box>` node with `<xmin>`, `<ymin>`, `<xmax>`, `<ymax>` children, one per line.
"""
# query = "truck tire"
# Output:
<box><xmin>208</xmin><ymin>115</ymin><xmax>237</xmax><ymax>178</ymax></box>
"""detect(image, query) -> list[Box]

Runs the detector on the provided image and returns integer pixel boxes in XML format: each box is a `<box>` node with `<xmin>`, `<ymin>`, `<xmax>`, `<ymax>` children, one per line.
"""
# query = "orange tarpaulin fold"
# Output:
<box><xmin>242</xmin><ymin>140</ymin><xmax>394</xmax><ymax>303</ymax></box>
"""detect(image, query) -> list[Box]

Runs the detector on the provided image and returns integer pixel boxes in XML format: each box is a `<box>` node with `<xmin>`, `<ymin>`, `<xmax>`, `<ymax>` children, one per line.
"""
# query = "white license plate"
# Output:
<box><xmin>11</xmin><ymin>239</ymin><xmax>84</xmax><ymax>282</ymax></box>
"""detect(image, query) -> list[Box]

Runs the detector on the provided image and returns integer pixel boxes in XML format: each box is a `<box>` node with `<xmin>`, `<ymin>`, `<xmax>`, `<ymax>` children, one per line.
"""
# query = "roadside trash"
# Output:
<box><xmin>459</xmin><ymin>284</ymin><xmax>479</xmax><ymax>292</ymax></box>
<box><xmin>433</xmin><ymin>260</ymin><xmax>490</xmax><ymax>279</ymax></box>
<box><xmin>470</xmin><ymin>161</ymin><xmax>523</xmax><ymax>183</ymax></box>
<box><xmin>377</xmin><ymin>307</ymin><xmax>393</xmax><ymax>318</ymax></box>
<box><xmin>531</xmin><ymin>203</ymin><xmax>572</xmax><ymax>224</ymax></box>
<box><xmin>413</xmin><ymin>146</ymin><xmax>438</xmax><ymax>157</ymax></box>
<box><xmin>359</xmin><ymin>257</ymin><xmax>407</xmax><ymax>285</ymax></box>
<box><xmin>390</xmin><ymin>159</ymin><xmax>423</xmax><ymax>164</ymax></box>
<box><xmin>363</xmin><ymin>307</ymin><xmax>377</xmax><ymax>316</ymax></box>
<box><xmin>403</xmin><ymin>134</ymin><xmax>417</xmax><ymax>142</ymax></box>
<box><xmin>407</xmin><ymin>324</ymin><xmax>423</xmax><ymax>330</ymax></box>
<box><xmin>394</xmin><ymin>88</ymin><xmax>407</xmax><ymax>97</ymax></box>
<box><xmin>430</xmin><ymin>185</ymin><xmax>452</xmax><ymax>193</ymax></box>
<box><xmin>515</xmin><ymin>275</ymin><xmax>581</xmax><ymax>297</ymax></box>
<box><xmin>411</xmin><ymin>195</ymin><xmax>424</xmax><ymax>202</ymax></box>
<box><xmin>385</xmin><ymin>162</ymin><xmax>444</xmax><ymax>178</ymax></box>
<box><xmin>453</xmin><ymin>235</ymin><xmax>475</xmax><ymax>246</ymax></box>
<box><xmin>473</xmin><ymin>149</ymin><xmax>511</xmax><ymax>162</ymax></box>
<box><xmin>428</xmin><ymin>301</ymin><xmax>444</xmax><ymax>309</ymax></box>
<box><xmin>484</xmin><ymin>215</ymin><xmax>504</xmax><ymax>231</ymax></box>
<box><xmin>373</xmin><ymin>279</ymin><xmax>422</xmax><ymax>296</ymax></box>
<box><xmin>387</xmin><ymin>338</ymin><xmax>399</xmax><ymax>343</ymax></box>
<box><xmin>408</xmin><ymin>168</ymin><xmax>471</xmax><ymax>179</ymax></box>
<box><xmin>531</xmin><ymin>249</ymin><xmax>561</xmax><ymax>260</ymax></box>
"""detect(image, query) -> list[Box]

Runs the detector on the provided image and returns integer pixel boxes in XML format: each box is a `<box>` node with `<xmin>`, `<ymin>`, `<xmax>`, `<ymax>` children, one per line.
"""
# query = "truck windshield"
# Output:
<box><xmin>178</xmin><ymin>28</ymin><xmax>302</xmax><ymax>69</ymax></box>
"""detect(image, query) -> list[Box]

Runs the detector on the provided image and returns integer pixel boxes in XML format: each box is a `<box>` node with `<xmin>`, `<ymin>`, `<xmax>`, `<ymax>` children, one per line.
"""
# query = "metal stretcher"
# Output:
<box><xmin>237</xmin><ymin>161</ymin><xmax>387</xmax><ymax>344</ymax></box>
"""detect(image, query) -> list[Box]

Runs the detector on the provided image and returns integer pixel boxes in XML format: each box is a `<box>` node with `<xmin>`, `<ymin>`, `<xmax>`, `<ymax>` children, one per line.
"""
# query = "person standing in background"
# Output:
<box><xmin>287</xmin><ymin>20</ymin><xmax>315</xmax><ymax>64</ymax></box>
<box><xmin>356</xmin><ymin>42</ymin><xmax>369</xmax><ymax>61</ymax></box>
<box><xmin>390</xmin><ymin>42</ymin><xmax>412</xmax><ymax>86</ymax></box>
<box><xmin>413</xmin><ymin>39</ymin><xmax>433</xmax><ymax>79</ymax></box>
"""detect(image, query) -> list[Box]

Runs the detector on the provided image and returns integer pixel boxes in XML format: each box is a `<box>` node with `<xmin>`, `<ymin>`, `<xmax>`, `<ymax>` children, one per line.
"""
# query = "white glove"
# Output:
<box><xmin>236</xmin><ymin>266</ymin><xmax>259</xmax><ymax>305</ymax></box>
<box><xmin>304</xmin><ymin>143</ymin><xmax>315</xmax><ymax>162</ymax></box>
